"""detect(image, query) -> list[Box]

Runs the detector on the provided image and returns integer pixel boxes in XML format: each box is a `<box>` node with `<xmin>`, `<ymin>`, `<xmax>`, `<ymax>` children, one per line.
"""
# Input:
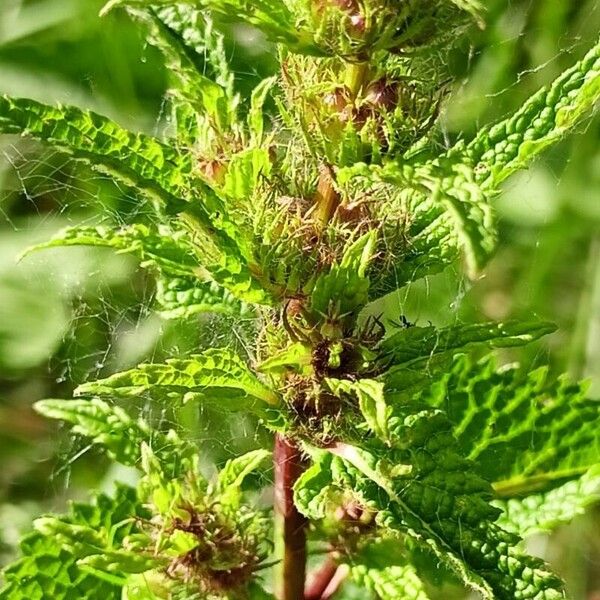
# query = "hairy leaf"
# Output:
<box><xmin>34</xmin><ymin>398</ymin><xmax>193</xmax><ymax>474</ymax></box>
<box><xmin>340</xmin><ymin>157</ymin><xmax>496</xmax><ymax>285</ymax></box>
<box><xmin>129</xmin><ymin>7</ymin><xmax>238</xmax><ymax>135</ymax></box>
<box><xmin>327</xmin><ymin>378</ymin><xmax>391</xmax><ymax>444</ymax></box>
<box><xmin>0</xmin><ymin>486</ymin><xmax>145</xmax><ymax>600</ymax></box>
<box><xmin>458</xmin><ymin>36</ymin><xmax>600</xmax><ymax>188</ymax></box>
<box><xmin>310</xmin><ymin>231</ymin><xmax>377</xmax><ymax>322</ymax></box>
<box><xmin>23</xmin><ymin>224</ymin><xmax>198</xmax><ymax>277</ymax></box>
<box><xmin>101</xmin><ymin>0</ymin><xmax>319</xmax><ymax>54</ymax></box>
<box><xmin>347</xmin><ymin>540</ymin><xmax>430</xmax><ymax>600</ymax></box>
<box><xmin>216</xmin><ymin>449</ymin><xmax>271</xmax><ymax>506</ymax></box>
<box><xmin>495</xmin><ymin>465</ymin><xmax>600</xmax><ymax>538</ymax></box>
<box><xmin>379</xmin><ymin>319</ymin><xmax>555</xmax><ymax>378</ymax></box>
<box><xmin>324</xmin><ymin>433</ymin><xmax>564</xmax><ymax>599</ymax></box>
<box><xmin>0</xmin><ymin>96</ymin><xmax>192</xmax><ymax>211</ymax></box>
<box><xmin>155</xmin><ymin>275</ymin><xmax>250</xmax><ymax>319</ymax></box>
<box><xmin>75</xmin><ymin>349</ymin><xmax>279</xmax><ymax>406</ymax></box>
<box><xmin>422</xmin><ymin>354</ymin><xmax>600</xmax><ymax>495</ymax></box>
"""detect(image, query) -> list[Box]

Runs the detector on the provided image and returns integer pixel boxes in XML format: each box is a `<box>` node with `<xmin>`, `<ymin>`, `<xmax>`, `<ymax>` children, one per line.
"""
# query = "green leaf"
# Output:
<box><xmin>221</xmin><ymin>148</ymin><xmax>271</xmax><ymax>202</ymax></box>
<box><xmin>216</xmin><ymin>449</ymin><xmax>271</xmax><ymax>506</ymax></box>
<box><xmin>459</xmin><ymin>36</ymin><xmax>600</xmax><ymax>188</ymax></box>
<box><xmin>256</xmin><ymin>342</ymin><xmax>313</xmax><ymax>374</ymax></box>
<box><xmin>155</xmin><ymin>6</ymin><xmax>234</xmax><ymax>94</ymax></box>
<box><xmin>22</xmin><ymin>224</ymin><xmax>198</xmax><ymax>277</ymax></box>
<box><xmin>347</xmin><ymin>539</ymin><xmax>430</xmax><ymax>600</ymax></box>
<box><xmin>379</xmin><ymin>319</ymin><xmax>556</xmax><ymax>377</ymax></box>
<box><xmin>101</xmin><ymin>0</ymin><xmax>319</xmax><ymax>54</ymax></box>
<box><xmin>293</xmin><ymin>452</ymin><xmax>337</xmax><ymax>521</ymax></box>
<box><xmin>342</xmin><ymin>157</ymin><xmax>496</xmax><ymax>283</ymax></box>
<box><xmin>0</xmin><ymin>486</ymin><xmax>144</xmax><ymax>600</ymax></box>
<box><xmin>322</xmin><ymin>427</ymin><xmax>565</xmax><ymax>600</ymax></box>
<box><xmin>128</xmin><ymin>7</ymin><xmax>238</xmax><ymax>135</ymax></box>
<box><xmin>310</xmin><ymin>231</ymin><xmax>377</xmax><ymax>323</ymax></box>
<box><xmin>34</xmin><ymin>398</ymin><xmax>193</xmax><ymax>474</ymax></box>
<box><xmin>494</xmin><ymin>465</ymin><xmax>600</xmax><ymax>538</ymax></box>
<box><xmin>249</xmin><ymin>77</ymin><xmax>277</xmax><ymax>144</ymax></box>
<box><xmin>75</xmin><ymin>348</ymin><xmax>279</xmax><ymax>406</ymax></box>
<box><xmin>0</xmin><ymin>96</ymin><xmax>245</xmax><ymax>260</ymax></box>
<box><xmin>327</xmin><ymin>378</ymin><xmax>391</xmax><ymax>444</ymax></box>
<box><xmin>155</xmin><ymin>275</ymin><xmax>250</xmax><ymax>319</ymax></box>
<box><xmin>0</xmin><ymin>96</ymin><xmax>192</xmax><ymax>212</ymax></box>
<box><xmin>422</xmin><ymin>354</ymin><xmax>600</xmax><ymax>495</ymax></box>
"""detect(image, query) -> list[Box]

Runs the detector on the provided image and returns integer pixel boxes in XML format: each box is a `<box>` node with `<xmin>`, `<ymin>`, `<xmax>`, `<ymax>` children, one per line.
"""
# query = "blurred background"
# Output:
<box><xmin>0</xmin><ymin>0</ymin><xmax>598</xmax><ymax>597</ymax></box>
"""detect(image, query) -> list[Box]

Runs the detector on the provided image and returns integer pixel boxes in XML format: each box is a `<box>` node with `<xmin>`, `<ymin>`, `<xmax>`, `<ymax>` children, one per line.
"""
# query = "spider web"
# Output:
<box><xmin>0</xmin><ymin>4</ymin><xmax>598</xmax><ymax>578</ymax></box>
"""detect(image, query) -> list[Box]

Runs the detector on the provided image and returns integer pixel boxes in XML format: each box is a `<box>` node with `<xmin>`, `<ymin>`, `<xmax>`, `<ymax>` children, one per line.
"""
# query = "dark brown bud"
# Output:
<box><xmin>364</xmin><ymin>78</ymin><xmax>399</xmax><ymax>110</ymax></box>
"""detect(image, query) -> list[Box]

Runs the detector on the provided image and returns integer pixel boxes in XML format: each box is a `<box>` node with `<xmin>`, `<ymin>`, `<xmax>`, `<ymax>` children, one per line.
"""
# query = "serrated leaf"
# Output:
<box><xmin>327</xmin><ymin>378</ymin><xmax>391</xmax><ymax>444</ymax></box>
<box><xmin>459</xmin><ymin>36</ymin><xmax>600</xmax><ymax>188</ymax></box>
<box><xmin>34</xmin><ymin>398</ymin><xmax>193</xmax><ymax>474</ymax></box>
<box><xmin>221</xmin><ymin>148</ymin><xmax>271</xmax><ymax>201</ymax></box>
<box><xmin>216</xmin><ymin>449</ymin><xmax>271</xmax><ymax>507</ymax></box>
<box><xmin>155</xmin><ymin>275</ymin><xmax>250</xmax><ymax>319</ymax></box>
<box><xmin>0</xmin><ymin>96</ymin><xmax>194</xmax><ymax>213</ymax></box>
<box><xmin>256</xmin><ymin>342</ymin><xmax>313</xmax><ymax>374</ymax></box>
<box><xmin>22</xmin><ymin>224</ymin><xmax>198</xmax><ymax>277</ymax></box>
<box><xmin>0</xmin><ymin>486</ymin><xmax>145</xmax><ymax>600</ymax></box>
<box><xmin>293</xmin><ymin>452</ymin><xmax>336</xmax><ymax>521</ymax></box>
<box><xmin>249</xmin><ymin>77</ymin><xmax>276</xmax><ymax>144</ymax></box>
<box><xmin>310</xmin><ymin>231</ymin><xmax>377</xmax><ymax>322</ymax></box>
<box><xmin>494</xmin><ymin>465</ymin><xmax>600</xmax><ymax>538</ymax></box>
<box><xmin>323</xmin><ymin>429</ymin><xmax>565</xmax><ymax>600</ymax></box>
<box><xmin>422</xmin><ymin>354</ymin><xmax>600</xmax><ymax>495</ymax></box>
<box><xmin>340</xmin><ymin>156</ymin><xmax>496</xmax><ymax>286</ymax></box>
<box><xmin>386</xmin><ymin>159</ymin><xmax>495</xmax><ymax>278</ymax></box>
<box><xmin>75</xmin><ymin>348</ymin><xmax>279</xmax><ymax>406</ymax></box>
<box><xmin>0</xmin><ymin>95</ymin><xmax>255</xmax><ymax>286</ymax></box>
<box><xmin>347</xmin><ymin>539</ymin><xmax>430</xmax><ymax>600</ymax></box>
<box><xmin>128</xmin><ymin>7</ymin><xmax>238</xmax><ymax>134</ymax></box>
<box><xmin>101</xmin><ymin>0</ymin><xmax>319</xmax><ymax>55</ymax></box>
<box><xmin>379</xmin><ymin>319</ymin><xmax>555</xmax><ymax>378</ymax></box>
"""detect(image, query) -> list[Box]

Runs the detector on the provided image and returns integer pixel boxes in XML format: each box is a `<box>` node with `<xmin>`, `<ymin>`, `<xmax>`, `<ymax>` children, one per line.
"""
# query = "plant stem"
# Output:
<box><xmin>344</xmin><ymin>61</ymin><xmax>369</xmax><ymax>98</ymax></box>
<box><xmin>274</xmin><ymin>433</ymin><xmax>308</xmax><ymax>600</ymax></box>
<box><xmin>313</xmin><ymin>164</ymin><xmax>341</xmax><ymax>226</ymax></box>
<box><xmin>304</xmin><ymin>555</ymin><xmax>341</xmax><ymax>600</ymax></box>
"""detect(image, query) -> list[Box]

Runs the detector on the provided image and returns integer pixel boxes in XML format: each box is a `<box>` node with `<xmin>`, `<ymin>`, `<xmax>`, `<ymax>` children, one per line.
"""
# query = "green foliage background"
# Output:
<box><xmin>0</xmin><ymin>0</ymin><xmax>598</xmax><ymax>597</ymax></box>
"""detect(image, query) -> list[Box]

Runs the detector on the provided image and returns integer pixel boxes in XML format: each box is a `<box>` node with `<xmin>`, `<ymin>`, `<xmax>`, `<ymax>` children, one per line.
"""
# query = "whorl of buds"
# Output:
<box><xmin>298</xmin><ymin>0</ymin><xmax>480</xmax><ymax>58</ymax></box>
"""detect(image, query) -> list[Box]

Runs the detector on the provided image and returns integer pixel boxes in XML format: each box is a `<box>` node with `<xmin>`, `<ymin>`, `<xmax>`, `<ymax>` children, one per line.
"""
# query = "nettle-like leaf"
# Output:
<box><xmin>155</xmin><ymin>275</ymin><xmax>249</xmax><ymax>319</ymax></box>
<box><xmin>101</xmin><ymin>0</ymin><xmax>315</xmax><ymax>54</ymax></box>
<box><xmin>378</xmin><ymin>321</ymin><xmax>556</xmax><ymax>380</ymax></box>
<box><xmin>0</xmin><ymin>96</ymin><xmax>194</xmax><ymax>213</ymax></box>
<box><xmin>23</xmin><ymin>224</ymin><xmax>197</xmax><ymax>276</ymax></box>
<box><xmin>76</xmin><ymin>348</ymin><xmax>279</xmax><ymax>407</ymax></box>
<box><xmin>309</xmin><ymin>231</ymin><xmax>377</xmax><ymax>324</ymax></box>
<box><xmin>0</xmin><ymin>97</ymin><xmax>271</xmax><ymax>310</ymax></box>
<box><xmin>215</xmin><ymin>449</ymin><xmax>271</xmax><ymax>507</ymax></box>
<box><xmin>300</xmin><ymin>423</ymin><xmax>565</xmax><ymax>599</ymax></box>
<box><xmin>0</xmin><ymin>485</ymin><xmax>146</xmax><ymax>600</ymax></box>
<box><xmin>495</xmin><ymin>465</ymin><xmax>600</xmax><ymax>538</ymax></box>
<box><xmin>24</xmin><ymin>401</ymin><xmax>273</xmax><ymax>600</ymax></box>
<box><xmin>346</xmin><ymin>539</ymin><xmax>430</xmax><ymax>600</ymax></box>
<box><xmin>421</xmin><ymin>354</ymin><xmax>600</xmax><ymax>496</ymax></box>
<box><xmin>327</xmin><ymin>378</ymin><xmax>391</xmax><ymax>444</ymax></box>
<box><xmin>456</xmin><ymin>37</ymin><xmax>600</xmax><ymax>189</ymax></box>
<box><xmin>23</xmin><ymin>225</ymin><xmax>254</xmax><ymax>319</ymax></box>
<box><xmin>340</xmin><ymin>157</ymin><xmax>496</xmax><ymax>284</ymax></box>
<box><xmin>34</xmin><ymin>398</ymin><xmax>193</xmax><ymax>473</ymax></box>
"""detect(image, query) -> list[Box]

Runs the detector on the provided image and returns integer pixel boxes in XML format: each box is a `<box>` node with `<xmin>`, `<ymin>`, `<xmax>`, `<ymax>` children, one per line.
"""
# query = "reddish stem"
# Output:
<box><xmin>274</xmin><ymin>434</ymin><xmax>308</xmax><ymax>600</ymax></box>
<box><xmin>304</xmin><ymin>555</ymin><xmax>341</xmax><ymax>600</ymax></box>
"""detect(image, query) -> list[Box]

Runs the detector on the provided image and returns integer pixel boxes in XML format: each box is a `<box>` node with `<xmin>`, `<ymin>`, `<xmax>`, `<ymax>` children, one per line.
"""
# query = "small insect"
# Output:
<box><xmin>389</xmin><ymin>314</ymin><xmax>414</xmax><ymax>329</ymax></box>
